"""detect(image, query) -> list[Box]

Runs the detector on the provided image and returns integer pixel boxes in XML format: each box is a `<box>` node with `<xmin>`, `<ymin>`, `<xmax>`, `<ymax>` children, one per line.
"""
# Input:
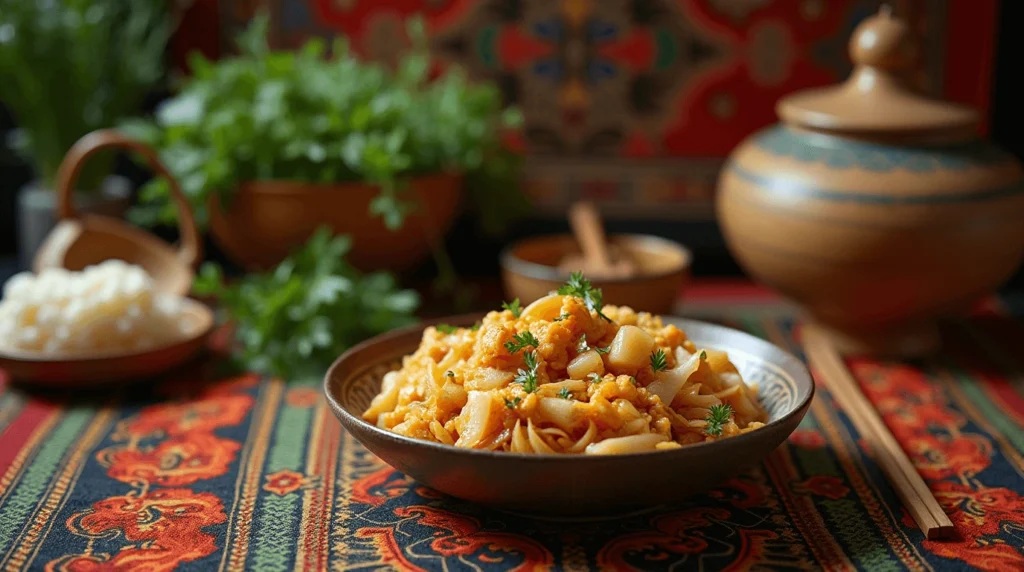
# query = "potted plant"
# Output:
<box><xmin>0</xmin><ymin>0</ymin><xmax>172</xmax><ymax>266</ymax></box>
<box><xmin>123</xmin><ymin>15</ymin><xmax>525</xmax><ymax>273</ymax></box>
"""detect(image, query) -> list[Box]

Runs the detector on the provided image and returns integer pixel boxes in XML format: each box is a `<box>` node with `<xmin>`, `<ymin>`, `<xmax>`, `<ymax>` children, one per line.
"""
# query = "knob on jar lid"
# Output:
<box><xmin>777</xmin><ymin>5</ymin><xmax>978</xmax><ymax>137</ymax></box>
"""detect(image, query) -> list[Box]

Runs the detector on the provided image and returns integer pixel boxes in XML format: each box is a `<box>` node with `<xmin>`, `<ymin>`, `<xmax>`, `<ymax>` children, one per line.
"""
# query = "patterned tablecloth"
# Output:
<box><xmin>1</xmin><ymin>282</ymin><xmax>1023</xmax><ymax>571</ymax></box>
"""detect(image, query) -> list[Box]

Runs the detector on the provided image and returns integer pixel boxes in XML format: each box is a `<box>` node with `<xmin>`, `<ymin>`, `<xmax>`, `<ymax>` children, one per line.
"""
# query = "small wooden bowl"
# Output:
<box><xmin>501</xmin><ymin>234</ymin><xmax>691</xmax><ymax>314</ymax></box>
<box><xmin>0</xmin><ymin>299</ymin><xmax>213</xmax><ymax>387</ymax></box>
<box><xmin>324</xmin><ymin>315</ymin><xmax>813</xmax><ymax>517</ymax></box>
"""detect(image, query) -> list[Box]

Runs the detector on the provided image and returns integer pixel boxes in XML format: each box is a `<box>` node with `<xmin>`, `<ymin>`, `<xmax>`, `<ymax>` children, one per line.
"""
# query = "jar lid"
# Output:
<box><xmin>777</xmin><ymin>6</ymin><xmax>978</xmax><ymax>136</ymax></box>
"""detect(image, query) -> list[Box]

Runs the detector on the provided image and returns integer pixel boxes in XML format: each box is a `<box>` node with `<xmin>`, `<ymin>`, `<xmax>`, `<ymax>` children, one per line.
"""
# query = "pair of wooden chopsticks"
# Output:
<box><xmin>802</xmin><ymin>325</ymin><xmax>955</xmax><ymax>540</ymax></box>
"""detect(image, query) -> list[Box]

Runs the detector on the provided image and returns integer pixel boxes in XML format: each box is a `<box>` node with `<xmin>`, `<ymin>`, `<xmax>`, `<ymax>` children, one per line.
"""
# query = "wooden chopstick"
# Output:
<box><xmin>802</xmin><ymin>324</ymin><xmax>955</xmax><ymax>540</ymax></box>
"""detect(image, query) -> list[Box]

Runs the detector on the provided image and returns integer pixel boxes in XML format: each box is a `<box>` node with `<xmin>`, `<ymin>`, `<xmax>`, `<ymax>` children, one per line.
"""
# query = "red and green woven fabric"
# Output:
<box><xmin>1</xmin><ymin>283</ymin><xmax>1023</xmax><ymax>571</ymax></box>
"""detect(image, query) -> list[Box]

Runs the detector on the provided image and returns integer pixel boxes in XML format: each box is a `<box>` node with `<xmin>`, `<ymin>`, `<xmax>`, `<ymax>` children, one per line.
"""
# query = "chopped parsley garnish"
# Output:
<box><xmin>445</xmin><ymin>370</ymin><xmax>455</xmax><ymax>377</ymax></box>
<box><xmin>436</xmin><ymin>324</ymin><xmax>458</xmax><ymax>334</ymax></box>
<box><xmin>630</xmin><ymin>376</ymin><xmax>638</xmax><ymax>386</ymax></box>
<box><xmin>704</xmin><ymin>403</ymin><xmax>734</xmax><ymax>436</ymax></box>
<box><xmin>558</xmin><ymin>272</ymin><xmax>611</xmax><ymax>322</ymax></box>
<box><xmin>514</xmin><ymin>350</ymin><xmax>539</xmax><ymax>393</ymax></box>
<box><xmin>587</xmin><ymin>372</ymin><xmax>601</xmax><ymax>383</ymax></box>
<box><xmin>650</xmin><ymin>349</ymin><xmax>668</xmax><ymax>372</ymax></box>
<box><xmin>576</xmin><ymin>334</ymin><xmax>609</xmax><ymax>355</ymax></box>
<box><xmin>504</xmin><ymin>396</ymin><xmax>522</xmax><ymax>409</ymax></box>
<box><xmin>502</xmin><ymin>298</ymin><xmax>522</xmax><ymax>318</ymax></box>
<box><xmin>558</xmin><ymin>387</ymin><xmax>572</xmax><ymax>399</ymax></box>
<box><xmin>504</xmin><ymin>331</ymin><xmax>540</xmax><ymax>354</ymax></box>
<box><xmin>700</xmin><ymin>350</ymin><xmax>707</xmax><ymax>360</ymax></box>
<box><xmin>470</xmin><ymin>322</ymin><xmax>481</xmax><ymax>331</ymax></box>
<box><xmin>553</xmin><ymin>312</ymin><xmax>572</xmax><ymax>322</ymax></box>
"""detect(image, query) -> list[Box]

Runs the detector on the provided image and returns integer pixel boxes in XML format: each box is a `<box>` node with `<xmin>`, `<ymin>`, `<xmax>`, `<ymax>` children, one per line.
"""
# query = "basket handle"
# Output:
<box><xmin>54</xmin><ymin>129</ymin><xmax>202</xmax><ymax>269</ymax></box>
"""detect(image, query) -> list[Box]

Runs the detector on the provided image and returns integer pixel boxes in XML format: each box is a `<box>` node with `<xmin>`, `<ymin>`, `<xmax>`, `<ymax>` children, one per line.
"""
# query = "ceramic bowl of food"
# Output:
<box><xmin>324</xmin><ymin>309</ymin><xmax>812</xmax><ymax>518</ymax></box>
<box><xmin>500</xmin><ymin>234</ymin><xmax>691</xmax><ymax>315</ymax></box>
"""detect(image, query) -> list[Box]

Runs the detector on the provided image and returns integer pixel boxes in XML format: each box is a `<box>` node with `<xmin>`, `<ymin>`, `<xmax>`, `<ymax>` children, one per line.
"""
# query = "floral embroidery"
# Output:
<box><xmin>792</xmin><ymin>476</ymin><xmax>850</xmax><ymax>500</ymax></box>
<box><xmin>264</xmin><ymin>469</ymin><xmax>306</xmax><ymax>496</ymax></box>
<box><xmin>100</xmin><ymin>432</ymin><xmax>240</xmax><ymax>486</ymax></box>
<box><xmin>50</xmin><ymin>489</ymin><xmax>226</xmax><ymax>572</ymax></box>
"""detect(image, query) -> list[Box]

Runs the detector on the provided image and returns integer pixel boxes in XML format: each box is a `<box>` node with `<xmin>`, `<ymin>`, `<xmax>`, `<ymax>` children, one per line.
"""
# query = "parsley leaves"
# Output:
<box><xmin>650</xmin><ymin>349</ymin><xmax>668</xmax><ymax>372</ymax></box>
<box><xmin>436</xmin><ymin>324</ymin><xmax>458</xmax><ymax>334</ymax></box>
<box><xmin>191</xmin><ymin>228</ymin><xmax>418</xmax><ymax>382</ymax></box>
<box><xmin>558</xmin><ymin>387</ymin><xmax>572</xmax><ymax>399</ymax></box>
<box><xmin>502</xmin><ymin>298</ymin><xmax>523</xmax><ymax>318</ymax></box>
<box><xmin>126</xmin><ymin>15</ymin><xmax>524</xmax><ymax>236</ymax></box>
<box><xmin>587</xmin><ymin>372</ymin><xmax>602</xmax><ymax>383</ymax></box>
<box><xmin>576</xmin><ymin>334</ymin><xmax>609</xmax><ymax>355</ymax></box>
<box><xmin>704</xmin><ymin>403</ymin><xmax>734</xmax><ymax>436</ymax></box>
<box><xmin>504</xmin><ymin>331</ymin><xmax>539</xmax><ymax>354</ymax></box>
<box><xmin>558</xmin><ymin>272</ymin><xmax>611</xmax><ymax>322</ymax></box>
<box><xmin>552</xmin><ymin>312</ymin><xmax>572</xmax><ymax>322</ymax></box>
<box><xmin>445</xmin><ymin>370</ymin><xmax>455</xmax><ymax>377</ymax></box>
<box><xmin>514</xmin><ymin>350</ymin><xmax>539</xmax><ymax>393</ymax></box>
<box><xmin>700</xmin><ymin>350</ymin><xmax>707</xmax><ymax>360</ymax></box>
<box><xmin>504</xmin><ymin>397</ymin><xmax>522</xmax><ymax>409</ymax></box>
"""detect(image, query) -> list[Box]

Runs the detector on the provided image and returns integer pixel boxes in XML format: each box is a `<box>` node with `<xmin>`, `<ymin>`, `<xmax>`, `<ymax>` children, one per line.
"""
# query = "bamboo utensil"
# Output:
<box><xmin>802</xmin><ymin>325</ymin><xmax>954</xmax><ymax>539</ymax></box>
<box><xmin>565</xmin><ymin>201</ymin><xmax>636</xmax><ymax>279</ymax></box>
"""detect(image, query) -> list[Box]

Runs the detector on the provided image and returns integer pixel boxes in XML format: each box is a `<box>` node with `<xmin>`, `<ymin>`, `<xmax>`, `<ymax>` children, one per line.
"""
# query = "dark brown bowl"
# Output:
<box><xmin>500</xmin><ymin>234</ymin><xmax>691</xmax><ymax>315</ymax></box>
<box><xmin>324</xmin><ymin>314</ymin><xmax>814</xmax><ymax>518</ymax></box>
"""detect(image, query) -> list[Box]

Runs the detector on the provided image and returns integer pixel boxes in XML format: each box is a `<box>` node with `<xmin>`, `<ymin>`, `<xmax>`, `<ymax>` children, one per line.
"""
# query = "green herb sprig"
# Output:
<box><xmin>193</xmin><ymin>228</ymin><xmax>419</xmax><ymax>381</ymax></box>
<box><xmin>650</xmin><ymin>349</ymin><xmax>668</xmax><ymax>372</ymax></box>
<box><xmin>704</xmin><ymin>404</ymin><xmax>734</xmax><ymax>437</ymax></box>
<box><xmin>557</xmin><ymin>387</ymin><xmax>572</xmax><ymax>399</ymax></box>
<box><xmin>514</xmin><ymin>350</ymin><xmax>539</xmax><ymax>393</ymax></box>
<box><xmin>436</xmin><ymin>324</ymin><xmax>458</xmax><ymax>335</ymax></box>
<box><xmin>502</xmin><ymin>298</ymin><xmax>522</xmax><ymax>318</ymax></box>
<box><xmin>504</xmin><ymin>331</ymin><xmax>539</xmax><ymax>354</ymax></box>
<box><xmin>558</xmin><ymin>272</ymin><xmax>611</xmax><ymax>322</ymax></box>
<box><xmin>576</xmin><ymin>334</ymin><xmax>609</xmax><ymax>355</ymax></box>
<box><xmin>504</xmin><ymin>396</ymin><xmax>522</xmax><ymax>409</ymax></box>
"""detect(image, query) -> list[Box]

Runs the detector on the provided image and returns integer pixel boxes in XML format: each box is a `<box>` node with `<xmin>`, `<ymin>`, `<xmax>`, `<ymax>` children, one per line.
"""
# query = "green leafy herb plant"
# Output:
<box><xmin>123</xmin><ymin>14</ymin><xmax>525</xmax><ymax>232</ymax></box>
<box><xmin>193</xmin><ymin>228</ymin><xmax>420</xmax><ymax>382</ymax></box>
<box><xmin>0</xmin><ymin>0</ymin><xmax>172</xmax><ymax>191</ymax></box>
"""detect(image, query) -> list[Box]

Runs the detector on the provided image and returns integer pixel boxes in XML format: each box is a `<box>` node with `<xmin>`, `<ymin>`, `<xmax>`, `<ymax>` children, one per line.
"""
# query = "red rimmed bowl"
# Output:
<box><xmin>324</xmin><ymin>314</ymin><xmax>813</xmax><ymax>518</ymax></box>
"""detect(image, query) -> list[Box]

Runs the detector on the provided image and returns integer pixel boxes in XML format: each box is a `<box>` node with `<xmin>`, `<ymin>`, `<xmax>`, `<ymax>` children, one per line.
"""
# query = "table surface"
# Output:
<box><xmin>2</xmin><ymin>282</ymin><xmax>1024</xmax><ymax>571</ymax></box>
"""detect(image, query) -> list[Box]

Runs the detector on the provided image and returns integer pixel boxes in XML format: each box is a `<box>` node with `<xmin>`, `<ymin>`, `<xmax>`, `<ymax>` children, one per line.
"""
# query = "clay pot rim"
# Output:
<box><xmin>500</xmin><ymin>233</ymin><xmax>692</xmax><ymax>284</ymax></box>
<box><xmin>231</xmin><ymin>171</ymin><xmax>462</xmax><ymax>195</ymax></box>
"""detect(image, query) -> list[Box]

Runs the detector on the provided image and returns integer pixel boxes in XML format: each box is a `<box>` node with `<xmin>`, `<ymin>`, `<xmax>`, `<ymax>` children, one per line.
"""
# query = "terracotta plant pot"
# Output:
<box><xmin>208</xmin><ymin>173</ymin><xmax>462</xmax><ymax>272</ymax></box>
<box><xmin>716</xmin><ymin>8</ymin><xmax>1024</xmax><ymax>356</ymax></box>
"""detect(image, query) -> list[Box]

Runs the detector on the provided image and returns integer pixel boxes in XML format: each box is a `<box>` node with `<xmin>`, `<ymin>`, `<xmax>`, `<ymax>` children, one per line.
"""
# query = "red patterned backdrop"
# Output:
<box><xmin>170</xmin><ymin>0</ymin><xmax>998</xmax><ymax>219</ymax></box>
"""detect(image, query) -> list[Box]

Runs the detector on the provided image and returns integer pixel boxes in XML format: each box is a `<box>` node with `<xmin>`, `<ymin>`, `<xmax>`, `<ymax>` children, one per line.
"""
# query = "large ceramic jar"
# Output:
<box><xmin>717</xmin><ymin>8</ymin><xmax>1024</xmax><ymax>356</ymax></box>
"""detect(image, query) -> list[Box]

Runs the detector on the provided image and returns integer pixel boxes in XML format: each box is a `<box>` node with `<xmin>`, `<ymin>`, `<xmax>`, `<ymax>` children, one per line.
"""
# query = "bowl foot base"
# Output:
<box><xmin>807</xmin><ymin>321</ymin><xmax>941</xmax><ymax>358</ymax></box>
